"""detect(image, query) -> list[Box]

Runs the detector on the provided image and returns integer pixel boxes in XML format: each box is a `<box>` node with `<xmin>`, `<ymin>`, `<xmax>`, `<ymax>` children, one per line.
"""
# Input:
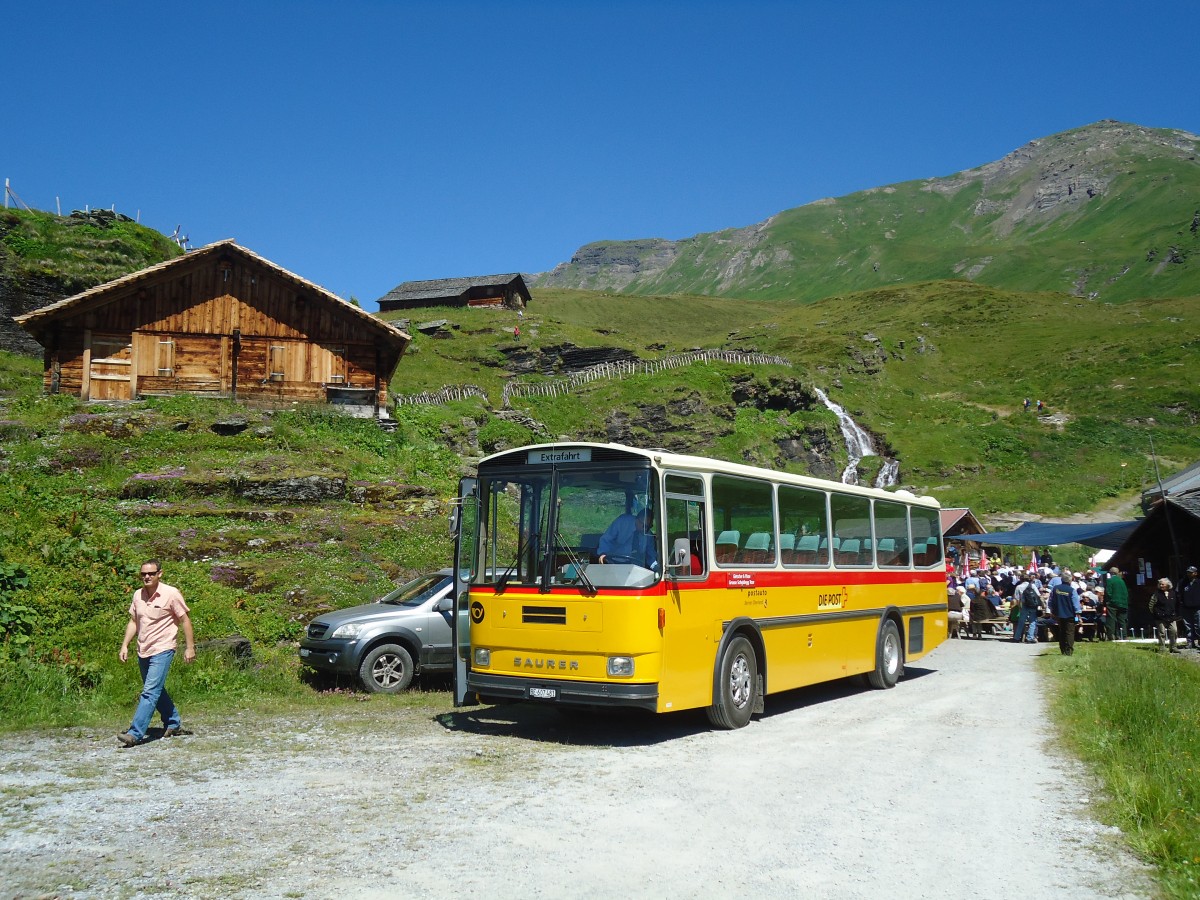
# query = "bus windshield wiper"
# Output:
<box><xmin>495</xmin><ymin>530</ymin><xmax>533</xmax><ymax>594</ymax></box>
<box><xmin>554</xmin><ymin>530</ymin><xmax>596</xmax><ymax>596</ymax></box>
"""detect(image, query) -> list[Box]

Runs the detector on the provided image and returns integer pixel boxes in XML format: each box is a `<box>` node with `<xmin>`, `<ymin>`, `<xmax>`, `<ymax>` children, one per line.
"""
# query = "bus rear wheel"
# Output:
<box><xmin>867</xmin><ymin>620</ymin><xmax>903</xmax><ymax>689</ymax></box>
<box><xmin>707</xmin><ymin>635</ymin><xmax>758</xmax><ymax>729</ymax></box>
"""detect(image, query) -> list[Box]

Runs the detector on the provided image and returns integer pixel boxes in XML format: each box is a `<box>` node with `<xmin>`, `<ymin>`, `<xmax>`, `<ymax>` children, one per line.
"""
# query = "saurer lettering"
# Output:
<box><xmin>516</xmin><ymin>658</ymin><xmax>580</xmax><ymax>670</ymax></box>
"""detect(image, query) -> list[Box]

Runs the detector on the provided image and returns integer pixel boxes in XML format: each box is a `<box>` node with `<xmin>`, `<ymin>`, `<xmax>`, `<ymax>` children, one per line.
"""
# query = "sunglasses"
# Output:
<box><xmin>140</xmin><ymin>571</ymin><xmax>161</xmax><ymax>578</ymax></box>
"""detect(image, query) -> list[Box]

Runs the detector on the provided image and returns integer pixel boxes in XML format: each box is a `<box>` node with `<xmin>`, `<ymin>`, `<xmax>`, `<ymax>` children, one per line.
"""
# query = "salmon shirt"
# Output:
<box><xmin>129</xmin><ymin>583</ymin><xmax>189</xmax><ymax>658</ymax></box>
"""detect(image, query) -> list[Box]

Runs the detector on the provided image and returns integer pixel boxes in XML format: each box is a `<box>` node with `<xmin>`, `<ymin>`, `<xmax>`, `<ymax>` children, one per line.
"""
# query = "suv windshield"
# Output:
<box><xmin>381</xmin><ymin>573</ymin><xmax>450</xmax><ymax>607</ymax></box>
<box><xmin>473</xmin><ymin>462</ymin><xmax>660</xmax><ymax>592</ymax></box>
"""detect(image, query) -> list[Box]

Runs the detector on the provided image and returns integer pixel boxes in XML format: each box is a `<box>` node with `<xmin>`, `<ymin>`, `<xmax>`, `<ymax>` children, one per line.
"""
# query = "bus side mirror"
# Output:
<box><xmin>668</xmin><ymin>538</ymin><xmax>692</xmax><ymax>576</ymax></box>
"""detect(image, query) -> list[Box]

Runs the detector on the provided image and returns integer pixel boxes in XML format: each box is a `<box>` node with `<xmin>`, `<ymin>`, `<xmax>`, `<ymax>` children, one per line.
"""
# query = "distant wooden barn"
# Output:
<box><xmin>14</xmin><ymin>240</ymin><xmax>410</xmax><ymax>410</ymax></box>
<box><xmin>941</xmin><ymin>507</ymin><xmax>992</xmax><ymax>569</ymax></box>
<box><xmin>376</xmin><ymin>273</ymin><xmax>531</xmax><ymax>312</ymax></box>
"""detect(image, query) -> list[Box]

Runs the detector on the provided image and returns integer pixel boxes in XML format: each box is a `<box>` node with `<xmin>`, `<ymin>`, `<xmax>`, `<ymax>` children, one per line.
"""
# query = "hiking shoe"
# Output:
<box><xmin>116</xmin><ymin>732</ymin><xmax>139</xmax><ymax>747</ymax></box>
<box><xmin>164</xmin><ymin>726</ymin><xmax>182</xmax><ymax>737</ymax></box>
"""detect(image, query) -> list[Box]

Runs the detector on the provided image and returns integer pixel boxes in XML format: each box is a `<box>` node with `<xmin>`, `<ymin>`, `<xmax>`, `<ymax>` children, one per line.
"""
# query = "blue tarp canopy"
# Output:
<box><xmin>949</xmin><ymin>520</ymin><xmax>1141</xmax><ymax>551</ymax></box>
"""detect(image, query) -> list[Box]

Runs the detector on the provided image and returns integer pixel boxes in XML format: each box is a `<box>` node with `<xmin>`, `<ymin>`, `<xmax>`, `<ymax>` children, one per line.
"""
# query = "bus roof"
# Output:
<box><xmin>476</xmin><ymin>441</ymin><xmax>940</xmax><ymax>509</ymax></box>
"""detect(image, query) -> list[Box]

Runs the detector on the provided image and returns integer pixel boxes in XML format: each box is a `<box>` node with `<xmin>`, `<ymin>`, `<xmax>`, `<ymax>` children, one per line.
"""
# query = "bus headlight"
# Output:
<box><xmin>607</xmin><ymin>656</ymin><xmax>634</xmax><ymax>677</ymax></box>
<box><xmin>474</xmin><ymin>648</ymin><xmax>491</xmax><ymax>667</ymax></box>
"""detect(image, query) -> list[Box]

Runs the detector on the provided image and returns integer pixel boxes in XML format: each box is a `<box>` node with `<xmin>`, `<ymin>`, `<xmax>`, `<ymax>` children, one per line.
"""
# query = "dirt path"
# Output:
<box><xmin>0</xmin><ymin>639</ymin><xmax>1151</xmax><ymax>898</ymax></box>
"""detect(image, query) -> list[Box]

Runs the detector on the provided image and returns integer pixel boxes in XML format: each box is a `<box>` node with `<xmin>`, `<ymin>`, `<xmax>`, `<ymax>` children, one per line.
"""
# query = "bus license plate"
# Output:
<box><xmin>529</xmin><ymin>686</ymin><xmax>557</xmax><ymax>700</ymax></box>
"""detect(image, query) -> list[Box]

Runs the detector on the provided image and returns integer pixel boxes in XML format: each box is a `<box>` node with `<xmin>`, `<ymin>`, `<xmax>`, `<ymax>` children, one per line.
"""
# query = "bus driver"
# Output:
<box><xmin>597</xmin><ymin>508</ymin><xmax>659</xmax><ymax>570</ymax></box>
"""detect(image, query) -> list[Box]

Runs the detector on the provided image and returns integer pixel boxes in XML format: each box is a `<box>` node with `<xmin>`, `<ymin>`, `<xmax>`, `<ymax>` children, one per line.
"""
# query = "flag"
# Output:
<box><xmin>1029</xmin><ymin>550</ymin><xmax>1039</xmax><ymax>572</ymax></box>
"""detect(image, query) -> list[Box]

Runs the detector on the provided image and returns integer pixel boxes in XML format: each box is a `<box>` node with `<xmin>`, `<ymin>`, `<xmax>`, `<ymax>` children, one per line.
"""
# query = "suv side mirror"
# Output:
<box><xmin>435</xmin><ymin>596</ymin><xmax>453</xmax><ymax>613</ymax></box>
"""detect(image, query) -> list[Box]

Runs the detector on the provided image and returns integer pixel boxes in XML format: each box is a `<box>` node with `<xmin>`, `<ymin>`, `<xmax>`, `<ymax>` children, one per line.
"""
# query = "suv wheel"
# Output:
<box><xmin>359</xmin><ymin>643</ymin><xmax>414</xmax><ymax>693</ymax></box>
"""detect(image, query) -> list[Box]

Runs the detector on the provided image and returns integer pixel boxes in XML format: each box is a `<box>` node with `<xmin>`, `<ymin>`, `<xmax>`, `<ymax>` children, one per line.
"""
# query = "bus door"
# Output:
<box><xmin>452</xmin><ymin>476</ymin><xmax>479</xmax><ymax>707</ymax></box>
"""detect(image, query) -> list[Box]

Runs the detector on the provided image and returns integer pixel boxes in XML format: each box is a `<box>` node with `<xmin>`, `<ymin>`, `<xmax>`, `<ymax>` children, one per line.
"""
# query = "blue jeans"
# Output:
<box><xmin>1014</xmin><ymin>608</ymin><xmax>1038</xmax><ymax>642</ymax></box>
<box><xmin>1183</xmin><ymin>608</ymin><xmax>1200</xmax><ymax>646</ymax></box>
<box><xmin>129</xmin><ymin>649</ymin><xmax>181</xmax><ymax>740</ymax></box>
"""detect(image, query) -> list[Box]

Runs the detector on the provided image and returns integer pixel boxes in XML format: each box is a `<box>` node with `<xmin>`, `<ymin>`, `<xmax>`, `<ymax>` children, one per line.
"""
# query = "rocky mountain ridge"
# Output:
<box><xmin>535</xmin><ymin>120</ymin><xmax>1200</xmax><ymax>302</ymax></box>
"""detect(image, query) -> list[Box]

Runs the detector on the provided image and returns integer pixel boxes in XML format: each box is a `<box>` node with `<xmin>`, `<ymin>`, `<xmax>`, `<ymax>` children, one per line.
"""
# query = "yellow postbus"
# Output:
<box><xmin>451</xmin><ymin>442</ymin><xmax>948</xmax><ymax>728</ymax></box>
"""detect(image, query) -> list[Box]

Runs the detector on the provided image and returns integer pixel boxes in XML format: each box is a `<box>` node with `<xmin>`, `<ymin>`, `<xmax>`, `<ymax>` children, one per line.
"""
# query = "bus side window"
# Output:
<box><xmin>664</xmin><ymin>473</ymin><xmax>706</xmax><ymax>578</ymax></box>
<box><xmin>910</xmin><ymin>506</ymin><xmax>943</xmax><ymax>567</ymax></box>
<box><xmin>830</xmin><ymin>493</ymin><xmax>871</xmax><ymax>569</ymax></box>
<box><xmin>779</xmin><ymin>484</ymin><xmax>829</xmax><ymax>567</ymax></box>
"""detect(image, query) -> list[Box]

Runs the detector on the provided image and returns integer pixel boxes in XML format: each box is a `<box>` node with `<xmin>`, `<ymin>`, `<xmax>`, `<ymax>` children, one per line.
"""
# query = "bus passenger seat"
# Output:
<box><xmin>716</xmin><ymin>530</ymin><xmax>741</xmax><ymax>564</ymax></box>
<box><xmin>837</xmin><ymin>538</ymin><xmax>862</xmax><ymax>565</ymax></box>
<box><xmin>777</xmin><ymin>533</ymin><xmax>795</xmax><ymax>563</ymax></box>
<box><xmin>794</xmin><ymin>533</ymin><xmax>821</xmax><ymax>564</ymax></box>
<box><xmin>741</xmin><ymin>532</ymin><xmax>773</xmax><ymax>564</ymax></box>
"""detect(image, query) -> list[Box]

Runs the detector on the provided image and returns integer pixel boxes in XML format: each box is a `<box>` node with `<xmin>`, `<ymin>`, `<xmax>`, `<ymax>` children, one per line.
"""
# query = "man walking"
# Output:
<box><xmin>1047</xmin><ymin>574</ymin><xmax>1082</xmax><ymax>656</ymax></box>
<box><xmin>1104</xmin><ymin>566</ymin><xmax>1129</xmax><ymax>640</ymax></box>
<box><xmin>1181</xmin><ymin>566</ymin><xmax>1200</xmax><ymax>649</ymax></box>
<box><xmin>117</xmin><ymin>560</ymin><xmax>195</xmax><ymax>747</ymax></box>
<box><xmin>1012</xmin><ymin>571</ymin><xmax>1041</xmax><ymax>644</ymax></box>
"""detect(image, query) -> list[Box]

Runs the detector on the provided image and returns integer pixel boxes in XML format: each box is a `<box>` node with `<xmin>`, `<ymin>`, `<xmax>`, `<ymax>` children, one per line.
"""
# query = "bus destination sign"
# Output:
<box><xmin>528</xmin><ymin>448</ymin><xmax>593</xmax><ymax>464</ymax></box>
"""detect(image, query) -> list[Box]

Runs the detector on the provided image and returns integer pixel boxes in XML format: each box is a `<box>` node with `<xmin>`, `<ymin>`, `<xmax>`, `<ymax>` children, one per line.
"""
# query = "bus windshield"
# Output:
<box><xmin>473</xmin><ymin>462</ymin><xmax>659</xmax><ymax>592</ymax></box>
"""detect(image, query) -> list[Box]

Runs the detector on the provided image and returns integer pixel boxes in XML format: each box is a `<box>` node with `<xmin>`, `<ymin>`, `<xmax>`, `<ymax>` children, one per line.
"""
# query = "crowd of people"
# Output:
<box><xmin>945</xmin><ymin>551</ymin><xmax>1200</xmax><ymax>657</ymax></box>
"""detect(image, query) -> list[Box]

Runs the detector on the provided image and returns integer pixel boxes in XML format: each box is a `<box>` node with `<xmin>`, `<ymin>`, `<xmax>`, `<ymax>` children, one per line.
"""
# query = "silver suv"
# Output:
<box><xmin>299</xmin><ymin>569</ymin><xmax>456</xmax><ymax>693</ymax></box>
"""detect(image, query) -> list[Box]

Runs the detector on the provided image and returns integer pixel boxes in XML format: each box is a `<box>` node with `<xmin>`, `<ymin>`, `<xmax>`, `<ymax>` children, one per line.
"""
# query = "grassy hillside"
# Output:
<box><xmin>0</xmin><ymin>207</ymin><xmax>182</xmax><ymax>289</ymax></box>
<box><xmin>537</xmin><ymin>121</ymin><xmax>1200</xmax><ymax>304</ymax></box>
<box><xmin>388</xmin><ymin>282</ymin><xmax>1199</xmax><ymax>513</ymax></box>
<box><xmin>0</xmin><ymin>353</ymin><xmax>463</xmax><ymax>727</ymax></box>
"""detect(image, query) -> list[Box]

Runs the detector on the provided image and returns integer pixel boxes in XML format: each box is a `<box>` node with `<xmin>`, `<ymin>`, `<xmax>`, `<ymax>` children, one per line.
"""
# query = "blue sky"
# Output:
<box><xmin>6</xmin><ymin>1</ymin><xmax>1197</xmax><ymax>310</ymax></box>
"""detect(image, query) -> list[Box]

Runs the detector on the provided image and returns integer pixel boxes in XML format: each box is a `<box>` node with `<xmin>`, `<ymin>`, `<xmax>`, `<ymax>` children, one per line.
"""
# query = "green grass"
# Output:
<box><xmin>384</xmin><ymin>279</ymin><xmax>1199</xmax><ymax>516</ymax></box>
<box><xmin>1044</xmin><ymin>644</ymin><xmax>1200</xmax><ymax>898</ymax></box>
<box><xmin>0</xmin><ymin>357</ymin><xmax>468</xmax><ymax>729</ymax></box>
<box><xmin>1</xmin><ymin>207</ymin><xmax>181</xmax><ymax>289</ymax></box>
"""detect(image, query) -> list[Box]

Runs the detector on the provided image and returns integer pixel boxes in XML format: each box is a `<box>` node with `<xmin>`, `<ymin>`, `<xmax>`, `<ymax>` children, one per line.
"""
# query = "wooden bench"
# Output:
<box><xmin>960</xmin><ymin>616</ymin><xmax>1011</xmax><ymax>637</ymax></box>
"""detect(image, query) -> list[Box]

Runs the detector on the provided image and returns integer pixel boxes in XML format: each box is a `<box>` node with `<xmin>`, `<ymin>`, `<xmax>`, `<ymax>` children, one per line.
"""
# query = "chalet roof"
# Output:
<box><xmin>378</xmin><ymin>273</ymin><xmax>526</xmax><ymax>305</ymax></box>
<box><xmin>1169</xmin><ymin>490</ymin><xmax>1200</xmax><ymax>521</ymax></box>
<box><xmin>940</xmin><ymin>508</ymin><xmax>984</xmax><ymax>535</ymax></box>
<box><xmin>1110</xmin><ymin>490</ymin><xmax>1200</xmax><ymax>579</ymax></box>
<box><xmin>1143</xmin><ymin>459</ymin><xmax>1200</xmax><ymax>501</ymax></box>
<box><xmin>14</xmin><ymin>239</ymin><xmax>410</xmax><ymax>348</ymax></box>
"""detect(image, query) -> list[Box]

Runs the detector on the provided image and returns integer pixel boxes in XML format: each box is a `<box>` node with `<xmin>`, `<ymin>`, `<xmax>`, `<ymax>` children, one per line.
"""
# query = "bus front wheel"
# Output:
<box><xmin>707</xmin><ymin>635</ymin><xmax>758</xmax><ymax>729</ymax></box>
<box><xmin>867</xmin><ymin>620</ymin><xmax>903</xmax><ymax>689</ymax></box>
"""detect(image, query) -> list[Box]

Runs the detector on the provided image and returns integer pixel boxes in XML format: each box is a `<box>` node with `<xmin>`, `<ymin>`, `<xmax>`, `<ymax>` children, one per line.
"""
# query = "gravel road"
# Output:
<box><xmin>0</xmin><ymin>638</ymin><xmax>1152</xmax><ymax>899</ymax></box>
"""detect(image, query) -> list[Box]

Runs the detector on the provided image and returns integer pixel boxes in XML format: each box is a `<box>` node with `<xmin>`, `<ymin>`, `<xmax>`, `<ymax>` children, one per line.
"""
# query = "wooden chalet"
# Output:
<box><xmin>376</xmin><ymin>273</ymin><xmax>531</xmax><ymax>312</ymax></box>
<box><xmin>14</xmin><ymin>240</ymin><xmax>411</xmax><ymax>411</ymax></box>
<box><xmin>941</xmin><ymin>507</ymin><xmax>992</xmax><ymax>571</ymax></box>
<box><xmin>1112</xmin><ymin>465</ymin><xmax>1200</xmax><ymax>631</ymax></box>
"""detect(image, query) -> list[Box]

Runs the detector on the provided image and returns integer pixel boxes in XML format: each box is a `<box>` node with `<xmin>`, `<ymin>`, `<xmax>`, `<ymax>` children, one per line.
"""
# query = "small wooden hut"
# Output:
<box><xmin>376</xmin><ymin>274</ymin><xmax>531</xmax><ymax>312</ymax></box>
<box><xmin>14</xmin><ymin>240</ymin><xmax>410</xmax><ymax>411</ymax></box>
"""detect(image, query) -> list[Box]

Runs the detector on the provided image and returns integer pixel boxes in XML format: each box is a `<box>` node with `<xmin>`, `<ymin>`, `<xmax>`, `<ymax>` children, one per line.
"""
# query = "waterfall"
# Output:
<box><xmin>813</xmin><ymin>387</ymin><xmax>898</xmax><ymax>488</ymax></box>
<box><xmin>874</xmin><ymin>458</ymin><xmax>899</xmax><ymax>489</ymax></box>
